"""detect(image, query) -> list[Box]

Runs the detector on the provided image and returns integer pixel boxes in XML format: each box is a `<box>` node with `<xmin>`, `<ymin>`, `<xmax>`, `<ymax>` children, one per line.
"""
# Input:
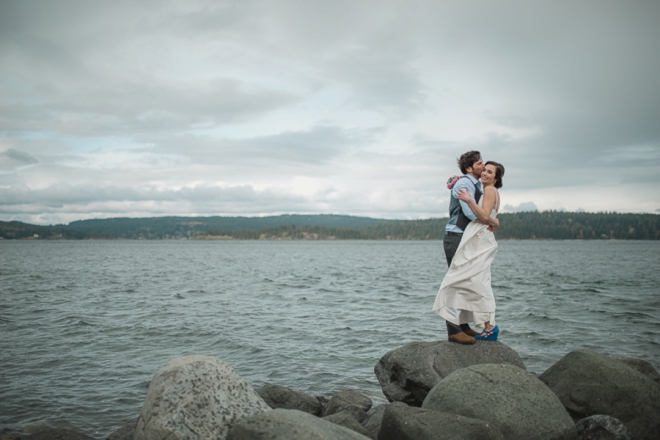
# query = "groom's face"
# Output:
<box><xmin>468</xmin><ymin>158</ymin><xmax>484</xmax><ymax>178</ymax></box>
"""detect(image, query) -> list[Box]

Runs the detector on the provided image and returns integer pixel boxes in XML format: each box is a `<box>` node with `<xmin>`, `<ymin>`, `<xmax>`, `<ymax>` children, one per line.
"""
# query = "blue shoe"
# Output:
<box><xmin>474</xmin><ymin>326</ymin><xmax>499</xmax><ymax>341</ymax></box>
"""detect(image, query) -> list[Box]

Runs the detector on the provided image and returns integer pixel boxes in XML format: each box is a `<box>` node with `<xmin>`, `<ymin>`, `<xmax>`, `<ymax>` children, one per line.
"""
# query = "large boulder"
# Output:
<box><xmin>323</xmin><ymin>411</ymin><xmax>372</xmax><ymax>438</ymax></box>
<box><xmin>258</xmin><ymin>383</ymin><xmax>323</xmax><ymax>415</ymax></box>
<box><xmin>379</xmin><ymin>404</ymin><xmax>504</xmax><ymax>440</ymax></box>
<box><xmin>135</xmin><ymin>355</ymin><xmax>270</xmax><ymax>440</ymax></box>
<box><xmin>226</xmin><ymin>408</ymin><xmax>370</xmax><ymax>440</ymax></box>
<box><xmin>619</xmin><ymin>358</ymin><xmax>660</xmax><ymax>385</ymax></box>
<box><xmin>361</xmin><ymin>403</ymin><xmax>397</xmax><ymax>440</ymax></box>
<box><xmin>321</xmin><ymin>390</ymin><xmax>372</xmax><ymax>423</ymax></box>
<box><xmin>422</xmin><ymin>364</ymin><xmax>574</xmax><ymax>440</ymax></box>
<box><xmin>374</xmin><ymin>340</ymin><xmax>525</xmax><ymax>406</ymax></box>
<box><xmin>538</xmin><ymin>349</ymin><xmax>660</xmax><ymax>440</ymax></box>
<box><xmin>575</xmin><ymin>415</ymin><xmax>635</xmax><ymax>440</ymax></box>
<box><xmin>0</xmin><ymin>430</ymin><xmax>21</xmax><ymax>440</ymax></box>
<box><xmin>106</xmin><ymin>420</ymin><xmax>137</xmax><ymax>440</ymax></box>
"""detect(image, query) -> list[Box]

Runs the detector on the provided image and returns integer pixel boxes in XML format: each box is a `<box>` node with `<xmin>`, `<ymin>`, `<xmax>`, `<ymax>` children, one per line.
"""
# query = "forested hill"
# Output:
<box><xmin>1</xmin><ymin>212</ymin><xmax>659</xmax><ymax>240</ymax></box>
<box><xmin>64</xmin><ymin>214</ymin><xmax>388</xmax><ymax>237</ymax></box>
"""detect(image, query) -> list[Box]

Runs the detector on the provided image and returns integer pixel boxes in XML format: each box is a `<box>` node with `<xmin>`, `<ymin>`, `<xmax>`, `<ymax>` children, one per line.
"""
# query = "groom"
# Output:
<box><xmin>443</xmin><ymin>150</ymin><xmax>499</xmax><ymax>344</ymax></box>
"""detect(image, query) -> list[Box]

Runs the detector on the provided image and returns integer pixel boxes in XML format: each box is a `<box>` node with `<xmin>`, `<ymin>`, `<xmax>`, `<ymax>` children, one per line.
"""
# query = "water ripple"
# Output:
<box><xmin>1</xmin><ymin>240</ymin><xmax>659</xmax><ymax>437</ymax></box>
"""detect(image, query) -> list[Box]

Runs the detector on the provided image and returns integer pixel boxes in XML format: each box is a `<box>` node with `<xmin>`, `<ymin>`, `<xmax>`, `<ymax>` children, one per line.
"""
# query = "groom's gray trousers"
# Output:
<box><xmin>443</xmin><ymin>231</ymin><xmax>472</xmax><ymax>336</ymax></box>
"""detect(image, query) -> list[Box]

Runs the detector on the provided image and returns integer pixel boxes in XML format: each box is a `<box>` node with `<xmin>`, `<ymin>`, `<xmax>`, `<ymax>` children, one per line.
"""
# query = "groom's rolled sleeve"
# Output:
<box><xmin>452</xmin><ymin>180</ymin><xmax>477</xmax><ymax>220</ymax></box>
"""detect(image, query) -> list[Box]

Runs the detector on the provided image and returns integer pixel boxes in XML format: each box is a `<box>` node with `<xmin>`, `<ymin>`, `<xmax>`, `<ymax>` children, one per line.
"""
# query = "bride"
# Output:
<box><xmin>433</xmin><ymin>161</ymin><xmax>505</xmax><ymax>341</ymax></box>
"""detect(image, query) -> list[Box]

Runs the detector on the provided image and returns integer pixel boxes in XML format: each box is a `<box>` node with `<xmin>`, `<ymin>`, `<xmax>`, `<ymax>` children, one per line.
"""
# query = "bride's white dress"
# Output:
<box><xmin>433</xmin><ymin>197</ymin><xmax>498</xmax><ymax>327</ymax></box>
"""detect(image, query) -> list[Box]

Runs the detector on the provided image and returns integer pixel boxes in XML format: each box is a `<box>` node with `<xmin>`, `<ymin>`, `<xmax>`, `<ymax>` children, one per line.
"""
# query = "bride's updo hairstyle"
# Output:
<box><xmin>485</xmin><ymin>161</ymin><xmax>505</xmax><ymax>188</ymax></box>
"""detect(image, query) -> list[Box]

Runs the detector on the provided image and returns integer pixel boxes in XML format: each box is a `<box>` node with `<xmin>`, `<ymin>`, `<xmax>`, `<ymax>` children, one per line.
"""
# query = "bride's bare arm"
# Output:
<box><xmin>458</xmin><ymin>187</ymin><xmax>497</xmax><ymax>223</ymax></box>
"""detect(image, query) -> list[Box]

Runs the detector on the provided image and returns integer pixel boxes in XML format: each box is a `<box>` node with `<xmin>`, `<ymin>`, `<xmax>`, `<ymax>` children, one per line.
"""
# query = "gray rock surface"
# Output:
<box><xmin>106</xmin><ymin>420</ymin><xmax>137</xmax><ymax>440</ymax></box>
<box><xmin>423</xmin><ymin>363</ymin><xmax>574</xmax><ymax>440</ymax></box>
<box><xmin>226</xmin><ymin>408</ymin><xmax>370</xmax><ymax>440</ymax></box>
<box><xmin>134</xmin><ymin>355</ymin><xmax>270</xmax><ymax>440</ymax></box>
<box><xmin>324</xmin><ymin>411</ymin><xmax>371</xmax><ymax>438</ymax></box>
<box><xmin>374</xmin><ymin>340</ymin><xmax>525</xmax><ymax>406</ymax></box>
<box><xmin>379</xmin><ymin>404</ymin><xmax>505</xmax><ymax>440</ymax></box>
<box><xmin>258</xmin><ymin>383</ymin><xmax>323</xmax><ymax>415</ymax></box>
<box><xmin>575</xmin><ymin>415</ymin><xmax>635</xmax><ymax>440</ymax></box>
<box><xmin>550</xmin><ymin>426</ymin><xmax>580</xmax><ymax>440</ymax></box>
<box><xmin>361</xmin><ymin>403</ymin><xmax>396</xmax><ymax>440</ymax></box>
<box><xmin>619</xmin><ymin>358</ymin><xmax>660</xmax><ymax>385</ymax></box>
<box><xmin>321</xmin><ymin>390</ymin><xmax>372</xmax><ymax>423</ymax></box>
<box><xmin>539</xmin><ymin>349</ymin><xmax>660</xmax><ymax>440</ymax></box>
<box><xmin>0</xmin><ymin>430</ymin><xmax>21</xmax><ymax>440</ymax></box>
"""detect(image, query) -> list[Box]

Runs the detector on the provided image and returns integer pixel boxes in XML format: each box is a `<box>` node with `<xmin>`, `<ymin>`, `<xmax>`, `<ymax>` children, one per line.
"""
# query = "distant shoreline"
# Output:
<box><xmin>2</xmin><ymin>212</ymin><xmax>659</xmax><ymax>240</ymax></box>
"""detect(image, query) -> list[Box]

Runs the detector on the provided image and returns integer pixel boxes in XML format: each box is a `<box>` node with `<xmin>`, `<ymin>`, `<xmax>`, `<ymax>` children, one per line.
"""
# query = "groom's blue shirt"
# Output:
<box><xmin>446</xmin><ymin>174</ymin><xmax>481</xmax><ymax>233</ymax></box>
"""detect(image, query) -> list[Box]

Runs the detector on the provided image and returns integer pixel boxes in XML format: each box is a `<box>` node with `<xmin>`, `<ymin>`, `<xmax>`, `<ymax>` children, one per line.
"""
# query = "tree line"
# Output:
<box><xmin>1</xmin><ymin>212</ymin><xmax>659</xmax><ymax>240</ymax></box>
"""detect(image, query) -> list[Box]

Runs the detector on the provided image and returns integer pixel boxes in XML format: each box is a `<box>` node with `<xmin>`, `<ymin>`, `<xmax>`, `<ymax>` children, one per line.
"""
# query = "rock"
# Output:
<box><xmin>538</xmin><ymin>349</ymin><xmax>660</xmax><ymax>440</ymax></box>
<box><xmin>14</xmin><ymin>428</ymin><xmax>96</xmax><ymax>440</ymax></box>
<box><xmin>575</xmin><ymin>415</ymin><xmax>635</xmax><ymax>440</ymax></box>
<box><xmin>0</xmin><ymin>429</ymin><xmax>22</xmax><ymax>440</ymax></box>
<box><xmin>374</xmin><ymin>340</ymin><xmax>525</xmax><ymax>406</ymax></box>
<box><xmin>379</xmin><ymin>403</ymin><xmax>505</xmax><ymax>440</ymax></box>
<box><xmin>423</xmin><ymin>364</ymin><xmax>574</xmax><ymax>440</ymax></box>
<box><xmin>258</xmin><ymin>383</ymin><xmax>323</xmax><ymax>415</ymax></box>
<box><xmin>324</xmin><ymin>411</ymin><xmax>372</xmax><ymax>437</ymax></box>
<box><xmin>226</xmin><ymin>408</ymin><xmax>370</xmax><ymax>440</ymax></box>
<box><xmin>134</xmin><ymin>355</ymin><xmax>270</xmax><ymax>440</ymax></box>
<box><xmin>316</xmin><ymin>395</ymin><xmax>330</xmax><ymax>407</ymax></box>
<box><xmin>321</xmin><ymin>390</ymin><xmax>372</xmax><ymax>423</ymax></box>
<box><xmin>106</xmin><ymin>419</ymin><xmax>137</xmax><ymax>440</ymax></box>
<box><xmin>551</xmin><ymin>426</ymin><xmax>580</xmax><ymax>440</ymax></box>
<box><xmin>619</xmin><ymin>358</ymin><xmax>660</xmax><ymax>385</ymax></box>
<box><xmin>361</xmin><ymin>403</ymin><xmax>395</xmax><ymax>440</ymax></box>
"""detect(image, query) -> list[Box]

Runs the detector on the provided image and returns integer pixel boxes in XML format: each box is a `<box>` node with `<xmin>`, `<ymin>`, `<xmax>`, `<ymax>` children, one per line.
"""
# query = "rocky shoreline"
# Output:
<box><xmin>2</xmin><ymin>341</ymin><xmax>659</xmax><ymax>440</ymax></box>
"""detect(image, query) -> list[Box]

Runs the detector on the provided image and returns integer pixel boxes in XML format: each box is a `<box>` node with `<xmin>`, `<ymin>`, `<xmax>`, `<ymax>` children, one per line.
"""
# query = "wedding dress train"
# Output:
<box><xmin>433</xmin><ymin>198</ymin><xmax>498</xmax><ymax>328</ymax></box>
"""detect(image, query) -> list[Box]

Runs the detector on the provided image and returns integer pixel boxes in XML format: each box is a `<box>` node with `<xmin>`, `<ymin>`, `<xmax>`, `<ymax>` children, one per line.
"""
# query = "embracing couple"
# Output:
<box><xmin>433</xmin><ymin>150</ymin><xmax>505</xmax><ymax>345</ymax></box>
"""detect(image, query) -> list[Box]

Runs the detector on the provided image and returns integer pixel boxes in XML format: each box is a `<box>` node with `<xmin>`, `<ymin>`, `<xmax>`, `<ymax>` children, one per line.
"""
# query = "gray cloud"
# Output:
<box><xmin>1</xmin><ymin>148</ymin><xmax>38</xmax><ymax>165</ymax></box>
<box><xmin>0</xmin><ymin>0</ymin><xmax>659</xmax><ymax>224</ymax></box>
<box><xmin>0</xmin><ymin>183</ymin><xmax>277</xmax><ymax>206</ymax></box>
<box><xmin>0</xmin><ymin>180</ymin><xmax>446</xmax><ymax>226</ymax></box>
<box><xmin>504</xmin><ymin>202</ymin><xmax>539</xmax><ymax>213</ymax></box>
<box><xmin>0</xmin><ymin>77</ymin><xmax>297</xmax><ymax>136</ymax></box>
<box><xmin>147</xmin><ymin>125</ymin><xmax>383</xmax><ymax>169</ymax></box>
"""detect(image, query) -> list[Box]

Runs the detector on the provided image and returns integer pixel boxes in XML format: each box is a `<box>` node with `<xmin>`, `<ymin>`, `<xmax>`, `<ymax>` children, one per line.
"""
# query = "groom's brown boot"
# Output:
<box><xmin>462</xmin><ymin>327</ymin><xmax>479</xmax><ymax>337</ymax></box>
<box><xmin>448</xmin><ymin>332</ymin><xmax>476</xmax><ymax>345</ymax></box>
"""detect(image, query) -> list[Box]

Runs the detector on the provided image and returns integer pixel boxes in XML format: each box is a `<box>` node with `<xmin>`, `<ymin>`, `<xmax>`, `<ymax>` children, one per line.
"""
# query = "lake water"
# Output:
<box><xmin>1</xmin><ymin>240</ymin><xmax>659</xmax><ymax>437</ymax></box>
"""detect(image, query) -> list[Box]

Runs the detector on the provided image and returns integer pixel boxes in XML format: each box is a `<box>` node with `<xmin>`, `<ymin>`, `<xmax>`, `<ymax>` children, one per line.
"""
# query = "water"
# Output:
<box><xmin>1</xmin><ymin>240</ymin><xmax>659</xmax><ymax>437</ymax></box>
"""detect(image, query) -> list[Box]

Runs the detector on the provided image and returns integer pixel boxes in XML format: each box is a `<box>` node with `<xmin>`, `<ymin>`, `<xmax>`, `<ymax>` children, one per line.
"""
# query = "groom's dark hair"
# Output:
<box><xmin>458</xmin><ymin>150</ymin><xmax>481</xmax><ymax>174</ymax></box>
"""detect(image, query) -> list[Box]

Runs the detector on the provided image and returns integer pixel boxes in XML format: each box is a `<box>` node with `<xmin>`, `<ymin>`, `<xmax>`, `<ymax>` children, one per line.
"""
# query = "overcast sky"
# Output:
<box><xmin>1</xmin><ymin>0</ymin><xmax>659</xmax><ymax>225</ymax></box>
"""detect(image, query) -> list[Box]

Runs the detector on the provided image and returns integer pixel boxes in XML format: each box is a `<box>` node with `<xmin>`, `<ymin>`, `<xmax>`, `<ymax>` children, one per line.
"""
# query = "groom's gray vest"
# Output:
<box><xmin>447</xmin><ymin>176</ymin><xmax>482</xmax><ymax>232</ymax></box>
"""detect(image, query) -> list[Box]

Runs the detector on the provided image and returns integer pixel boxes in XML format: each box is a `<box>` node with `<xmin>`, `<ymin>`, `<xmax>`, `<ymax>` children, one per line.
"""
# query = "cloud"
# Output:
<box><xmin>504</xmin><ymin>202</ymin><xmax>538</xmax><ymax>213</ymax></box>
<box><xmin>150</xmin><ymin>125</ymin><xmax>379</xmax><ymax>167</ymax></box>
<box><xmin>0</xmin><ymin>78</ymin><xmax>298</xmax><ymax>137</ymax></box>
<box><xmin>0</xmin><ymin>180</ymin><xmax>447</xmax><ymax>226</ymax></box>
<box><xmin>0</xmin><ymin>183</ymin><xmax>307</xmax><ymax>213</ymax></box>
<box><xmin>0</xmin><ymin>148</ymin><xmax>39</xmax><ymax>173</ymax></box>
<box><xmin>1</xmin><ymin>0</ymin><xmax>659</xmax><ymax>224</ymax></box>
<box><xmin>1</xmin><ymin>148</ymin><xmax>38</xmax><ymax>165</ymax></box>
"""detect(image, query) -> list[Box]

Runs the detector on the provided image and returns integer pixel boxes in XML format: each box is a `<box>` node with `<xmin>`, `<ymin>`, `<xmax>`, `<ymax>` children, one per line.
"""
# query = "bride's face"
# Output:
<box><xmin>481</xmin><ymin>164</ymin><xmax>497</xmax><ymax>187</ymax></box>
